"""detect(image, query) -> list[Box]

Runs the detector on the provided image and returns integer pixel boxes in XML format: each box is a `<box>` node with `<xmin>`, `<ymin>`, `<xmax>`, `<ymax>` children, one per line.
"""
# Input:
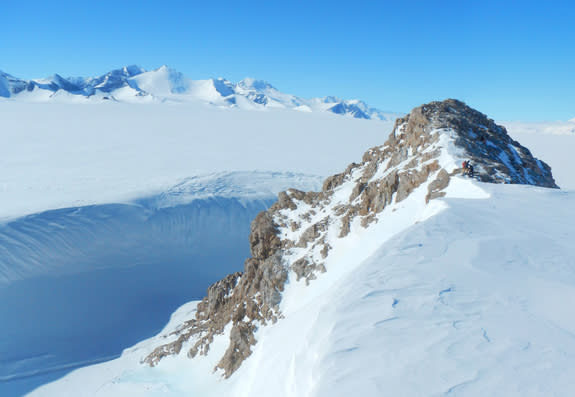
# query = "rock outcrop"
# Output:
<box><xmin>143</xmin><ymin>99</ymin><xmax>557</xmax><ymax>377</ymax></box>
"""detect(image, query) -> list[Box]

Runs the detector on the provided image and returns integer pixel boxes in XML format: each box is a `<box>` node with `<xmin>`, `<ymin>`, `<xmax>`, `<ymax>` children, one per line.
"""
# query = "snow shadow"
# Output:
<box><xmin>0</xmin><ymin>196</ymin><xmax>272</xmax><ymax>396</ymax></box>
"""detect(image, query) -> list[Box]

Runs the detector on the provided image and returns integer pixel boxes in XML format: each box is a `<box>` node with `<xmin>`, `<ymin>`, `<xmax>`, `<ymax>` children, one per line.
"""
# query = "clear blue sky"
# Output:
<box><xmin>1</xmin><ymin>0</ymin><xmax>574</xmax><ymax>120</ymax></box>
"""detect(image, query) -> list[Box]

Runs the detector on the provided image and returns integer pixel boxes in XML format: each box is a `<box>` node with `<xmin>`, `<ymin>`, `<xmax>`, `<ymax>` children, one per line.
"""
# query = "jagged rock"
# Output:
<box><xmin>297</xmin><ymin>218</ymin><xmax>329</xmax><ymax>248</ymax></box>
<box><xmin>358</xmin><ymin>171</ymin><xmax>399</xmax><ymax>215</ymax></box>
<box><xmin>276</xmin><ymin>191</ymin><xmax>297</xmax><ymax>211</ymax></box>
<box><xmin>203</xmin><ymin>272</ymin><xmax>241</xmax><ymax>318</ymax></box>
<box><xmin>322</xmin><ymin>172</ymin><xmax>346</xmax><ymax>192</ymax></box>
<box><xmin>249</xmin><ymin>212</ymin><xmax>281</xmax><ymax>259</ymax></box>
<box><xmin>291</xmin><ymin>258</ymin><xmax>326</xmax><ymax>285</ymax></box>
<box><xmin>260</xmin><ymin>253</ymin><xmax>287</xmax><ymax>308</ymax></box>
<box><xmin>396</xmin><ymin>161</ymin><xmax>441</xmax><ymax>203</ymax></box>
<box><xmin>339</xmin><ymin>212</ymin><xmax>353</xmax><ymax>237</ymax></box>
<box><xmin>216</xmin><ymin>321</ymin><xmax>256</xmax><ymax>377</ymax></box>
<box><xmin>426</xmin><ymin>169</ymin><xmax>451</xmax><ymax>203</ymax></box>
<box><xmin>143</xmin><ymin>207</ymin><xmax>287</xmax><ymax>377</ymax></box>
<box><xmin>143</xmin><ymin>99</ymin><xmax>558</xmax><ymax>378</ymax></box>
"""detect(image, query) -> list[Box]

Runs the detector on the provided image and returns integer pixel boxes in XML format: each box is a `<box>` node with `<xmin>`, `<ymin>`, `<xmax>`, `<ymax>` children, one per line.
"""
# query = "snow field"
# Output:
<box><xmin>0</xmin><ymin>101</ymin><xmax>393</xmax><ymax>220</ymax></box>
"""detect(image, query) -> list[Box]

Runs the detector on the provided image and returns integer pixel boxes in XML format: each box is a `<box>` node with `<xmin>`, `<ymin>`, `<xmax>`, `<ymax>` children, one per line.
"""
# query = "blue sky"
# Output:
<box><xmin>1</xmin><ymin>0</ymin><xmax>573</xmax><ymax>120</ymax></box>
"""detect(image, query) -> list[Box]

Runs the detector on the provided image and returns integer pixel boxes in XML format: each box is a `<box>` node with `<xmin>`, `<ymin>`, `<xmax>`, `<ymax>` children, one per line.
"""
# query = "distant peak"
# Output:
<box><xmin>237</xmin><ymin>77</ymin><xmax>275</xmax><ymax>91</ymax></box>
<box><xmin>211</xmin><ymin>77</ymin><xmax>235</xmax><ymax>97</ymax></box>
<box><xmin>321</xmin><ymin>95</ymin><xmax>344</xmax><ymax>104</ymax></box>
<box><xmin>122</xmin><ymin>65</ymin><xmax>146</xmax><ymax>76</ymax></box>
<box><xmin>49</xmin><ymin>73</ymin><xmax>65</xmax><ymax>80</ymax></box>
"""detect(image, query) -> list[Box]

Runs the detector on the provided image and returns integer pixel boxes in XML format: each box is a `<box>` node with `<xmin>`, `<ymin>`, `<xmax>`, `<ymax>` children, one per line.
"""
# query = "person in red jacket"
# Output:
<box><xmin>461</xmin><ymin>160</ymin><xmax>474</xmax><ymax>177</ymax></box>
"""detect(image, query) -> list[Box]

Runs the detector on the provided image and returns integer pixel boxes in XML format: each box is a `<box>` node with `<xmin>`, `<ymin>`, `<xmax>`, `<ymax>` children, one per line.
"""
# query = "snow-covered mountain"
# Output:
<box><xmin>0</xmin><ymin>66</ymin><xmax>396</xmax><ymax>120</ymax></box>
<box><xmin>27</xmin><ymin>100</ymin><xmax>575</xmax><ymax>397</ymax></box>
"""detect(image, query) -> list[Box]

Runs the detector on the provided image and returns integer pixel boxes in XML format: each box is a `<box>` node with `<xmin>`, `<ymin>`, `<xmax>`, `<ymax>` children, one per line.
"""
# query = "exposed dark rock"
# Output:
<box><xmin>249</xmin><ymin>212</ymin><xmax>281</xmax><ymax>259</ymax></box>
<box><xmin>216</xmin><ymin>321</ymin><xmax>256</xmax><ymax>377</ymax></box>
<box><xmin>393</xmin><ymin>99</ymin><xmax>558</xmax><ymax>188</ymax></box>
<box><xmin>427</xmin><ymin>169</ymin><xmax>451</xmax><ymax>203</ymax></box>
<box><xmin>291</xmin><ymin>257</ymin><xmax>326</xmax><ymax>285</ymax></box>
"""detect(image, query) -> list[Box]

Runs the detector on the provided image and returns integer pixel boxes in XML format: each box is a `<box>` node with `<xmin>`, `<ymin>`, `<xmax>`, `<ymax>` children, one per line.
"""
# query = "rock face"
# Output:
<box><xmin>395</xmin><ymin>99</ymin><xmax>557</xmax><ymax>187</ymax></box>
<box><xmin>143</xmin><ymin>99</ymin><xmax>557</xmax><ymax>377</ymax></box>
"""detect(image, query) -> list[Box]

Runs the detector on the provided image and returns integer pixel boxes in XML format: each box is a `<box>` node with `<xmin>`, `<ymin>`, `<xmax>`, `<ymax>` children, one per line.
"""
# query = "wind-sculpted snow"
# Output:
<box><xmin>231</xmin><ymin>185</ymin><xmax>575</xmax><ymax>397</ymax></box>
<box><xmin>0</xmin><ymin>172</ymin><xmax>320</xmax><ymax>397</ymax></box>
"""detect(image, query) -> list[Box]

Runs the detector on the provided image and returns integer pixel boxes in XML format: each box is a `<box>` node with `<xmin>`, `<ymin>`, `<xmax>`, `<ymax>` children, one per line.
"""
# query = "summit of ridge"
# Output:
<box><xmin>143</xmin><ymin>99</ymin><xmax>558</xmax><ymax>377</ymax></box>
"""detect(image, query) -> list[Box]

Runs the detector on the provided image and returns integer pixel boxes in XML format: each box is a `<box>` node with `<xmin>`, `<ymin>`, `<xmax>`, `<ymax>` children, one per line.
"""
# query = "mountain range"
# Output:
<box><xmin>0</xmin><ymin>65</ymin><xmax>396</xmax><ymax>120</ymax></box>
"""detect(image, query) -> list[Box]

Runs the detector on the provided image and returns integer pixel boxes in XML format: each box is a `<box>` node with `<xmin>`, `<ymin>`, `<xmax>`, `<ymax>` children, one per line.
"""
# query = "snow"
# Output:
<box><xmin>0</xmin><ymin>66</ymin><xmax>401</xmax><ymax>121</ymax></box>
<box><xmin>1</xmin><ymin>97</ymin><xmax>574</xmax><ymax>396</ymax></box>
<box><xmin>0</xmin><ymin>101</ymin><xmax>393</xmax><ymax>221</ymax></box>
<box><xmin>27</xmin><ymin>181</ymin><xmax>575</xmax><ymax>397</ymax></box>
<box><xmin>131</xmin><ymin>66</ymin><xmax>190</xmax><ymax>96</ymax></box>
<box><xmin>0</xmin><ymin>99</ymin><xmax>393</xmax><ymax>396</ymax></box>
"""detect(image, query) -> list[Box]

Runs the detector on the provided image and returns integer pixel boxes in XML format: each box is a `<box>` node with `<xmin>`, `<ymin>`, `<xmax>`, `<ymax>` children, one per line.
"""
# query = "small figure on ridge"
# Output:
<box><xmin>461</xmin><ymin>160</ymin><xmax>474</xmax><ymax>177</ymax></box>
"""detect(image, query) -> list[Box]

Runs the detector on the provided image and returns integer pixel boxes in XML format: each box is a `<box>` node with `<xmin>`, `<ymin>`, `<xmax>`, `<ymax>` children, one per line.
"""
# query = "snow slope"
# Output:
<box><xmin>28</xmin><ymin>181</ymin><xmax>575</xmax><ymax>397</ymax></box>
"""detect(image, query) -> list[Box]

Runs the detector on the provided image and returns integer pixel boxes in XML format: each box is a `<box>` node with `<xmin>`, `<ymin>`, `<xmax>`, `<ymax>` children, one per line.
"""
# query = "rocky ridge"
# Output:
<box><xmin>143</xmin><ymin>99</ymin><xmax>557</xmax><ymax>377</ymax></box>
